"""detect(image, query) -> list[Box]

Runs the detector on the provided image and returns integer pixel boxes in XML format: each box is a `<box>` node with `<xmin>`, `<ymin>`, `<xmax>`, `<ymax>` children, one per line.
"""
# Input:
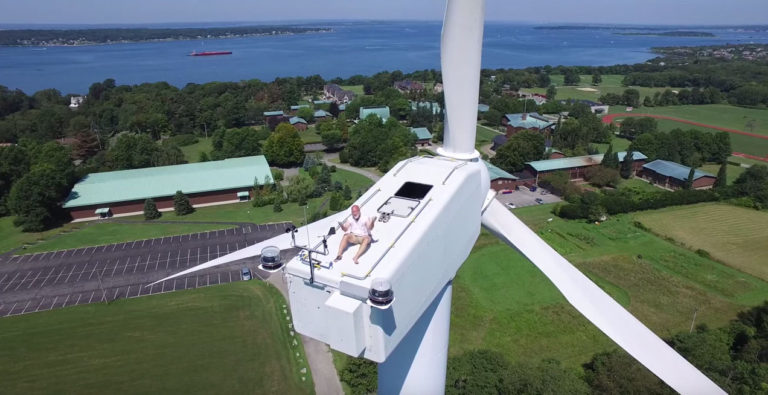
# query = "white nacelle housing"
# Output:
<box><xmin>285</xmin><ymin>156</ymin><xmax>489</xmax><ymax>362</ymax></box>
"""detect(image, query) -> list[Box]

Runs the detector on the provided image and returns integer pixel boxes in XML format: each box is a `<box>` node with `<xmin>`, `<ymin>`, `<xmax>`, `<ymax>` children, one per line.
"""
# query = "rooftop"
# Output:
<box><xmin>484</xmin><ymin>160</ymin><xmax>518</xmax><ymax>180</ymax></box>
<box><xmin>643</xmin><ymin>160</ymin><xmax>715</xmax><ymax>182</ymax></box>
<box><xmin>528</xmin><ymin>151</ymin><xmax>648</xmax><ymax>172</ymax></box>
<box><xmin>290</xmin><ymin>116</ymin><xmax>307</xmax><ymax>125</ymax></box>
<box><xmin>360</xmin><ymin>106</ymin><xmax>390</xmax><ymax>122</ymax></box>
<box><xmin>264</xmin><ymin>110</ymin><xmax>284</xmax><ymax>117</ymax></box>
<box><xmin>64</xmin><ymin>156</ymin><xmax>272</xmax><ymax>208</ymax></box>
<box><xmin>410</xmin><ymin>127</ymin><xmax>432</xmax><ymax>140</ymax></box>
<box><xmin>504</xmin><ymin>113</ymin><xmax>554</xmax><ymax>130</ymax></box>
<box><xmin>290</xmin><ymin>104</ymin><xmax>310</xmax><ymax>110</ymax></box>
<box><xmin>314</xmin><ymin>109</ymin><xmax>331</xmax><ymax>118</ymax></box>
<box><xmin>477</xmin><ymin>104</ymin><xmax>490</xmax><ymax>112</ymax></box>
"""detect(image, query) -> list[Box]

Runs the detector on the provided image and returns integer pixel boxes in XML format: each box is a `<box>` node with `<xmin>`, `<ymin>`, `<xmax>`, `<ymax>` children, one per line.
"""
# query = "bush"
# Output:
<box><xmin>143</xmin><ymin>198</ymin><xmax>161</xmax><ymax>220</ymax></box>
<box><xmin>340</xmin><ymin>358</ymin><xmax>377</xmax><ymax>395</ymax></box>
<box><xmin>339</xmin><ymin>149</ymin><xmax>350</xmax><ymax>163</ymax></box>
<box><xmin>270</xmin><ymin>168</ymin><xmax>284</xmax><ymax>182</ymax></box>
<box><xmin>173</xmin><ymin>190</ymin><xmax>195</xmax><ymax>216</ymax></box>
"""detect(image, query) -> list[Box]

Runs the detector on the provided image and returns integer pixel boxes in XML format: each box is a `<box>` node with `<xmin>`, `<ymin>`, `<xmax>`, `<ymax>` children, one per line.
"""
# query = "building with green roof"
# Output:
<box><xmin>359</xmin><ymin>106</ymin><xmax>390</xmax><ymax>122</ymax></box>
<box><xmin>641</xmin><ymin>160</ymin><xmax>716</xmax><ymax>190</ymax></box>
<box><xmin>526</xmin><ymin>151</ymin><xmax>648</xmax><ymax>184</ymax></box>
<box><xmin>410</xmin><ymin>127</ymin><xmax>432</xmax><ymax>145</ymax></box>
<box><xmin>484</xmin><ymin>161</ymin><xmax>522</xmax><ymax>191</ymax></box>
<box><xmin>64</xmin><ymin>156</ymin><xmax>273</xmax><ymax>221</ymax></box>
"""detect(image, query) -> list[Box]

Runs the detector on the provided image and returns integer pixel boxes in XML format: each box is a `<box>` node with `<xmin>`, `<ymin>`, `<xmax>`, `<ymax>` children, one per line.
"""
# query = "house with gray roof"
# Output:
<box><xmin>526</xmin><ymin>151</ymin><xmax>648</xmax><ymax>184</ymax></box>
<box><xmin>640</xmin><ymin>160</ymin><xmax>716</xmax><ymax>190</ymax></box>
<box><xmin>502</xmin><ymin>113</ymin><xmax>555</xmax><ymax>135</ymax></box>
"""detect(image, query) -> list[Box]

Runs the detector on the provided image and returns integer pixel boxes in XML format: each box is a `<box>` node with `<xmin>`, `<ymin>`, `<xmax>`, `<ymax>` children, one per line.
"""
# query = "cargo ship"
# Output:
<box><xmin>188</xmin><ymin>50</ymin><xmax>232</xmax><ymax>56</ymax></box>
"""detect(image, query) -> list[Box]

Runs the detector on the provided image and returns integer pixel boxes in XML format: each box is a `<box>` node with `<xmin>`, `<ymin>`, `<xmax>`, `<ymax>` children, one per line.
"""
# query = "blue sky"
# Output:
<box><xmin>1</xmin><ymin>0</ymin><xmax>767</xmax><ymax>25</ymax></box>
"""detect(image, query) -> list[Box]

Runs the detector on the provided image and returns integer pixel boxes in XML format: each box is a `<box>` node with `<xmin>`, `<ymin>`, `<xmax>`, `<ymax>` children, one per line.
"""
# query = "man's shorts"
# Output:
<box><xmin>348</xmin><ymin>234</ymin><xmax>370</xmax><ymax>244</ymax></box>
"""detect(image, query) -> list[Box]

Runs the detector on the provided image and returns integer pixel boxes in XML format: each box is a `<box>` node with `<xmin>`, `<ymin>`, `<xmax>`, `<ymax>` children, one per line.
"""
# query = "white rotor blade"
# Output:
<box><xmin>480</xmin><ymin>199</ymin><xmax>724</xmax><ymax>395</ymax></box>
<box><xmin>438</xmin><ymin>0</ymin><xmax>485</xmax><ymax>160</ymax></box>
<box><xmin>150</xmin><ymin>211</ymin><xmax>349</xmax><ymax>285</ymax></box>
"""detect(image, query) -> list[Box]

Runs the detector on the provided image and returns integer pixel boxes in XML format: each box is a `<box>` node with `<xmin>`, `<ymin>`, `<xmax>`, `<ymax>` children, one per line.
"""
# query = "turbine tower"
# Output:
<box><xmin>154</xmin><ymin>1</ymin><xmax>724</xmax><ymax>393</ymax></box>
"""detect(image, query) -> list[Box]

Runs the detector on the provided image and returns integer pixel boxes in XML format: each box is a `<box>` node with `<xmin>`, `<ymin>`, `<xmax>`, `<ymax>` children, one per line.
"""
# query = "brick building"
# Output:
<box><xmin>640</xmin><ymin>160</ymin><xmax>717</xmax><ymax>190</ymax></box>
<box><xmin>64</xmin><ymin>156</ymin><xmax>273</xmax><ymax>222</ymax></box>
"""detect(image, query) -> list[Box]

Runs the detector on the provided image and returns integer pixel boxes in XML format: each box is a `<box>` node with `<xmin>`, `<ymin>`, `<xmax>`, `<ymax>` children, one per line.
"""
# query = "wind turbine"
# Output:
<box><xmin>153</xmin><ymin>1</ymin><xmax>724</xmax><ymax>393</ymax></box>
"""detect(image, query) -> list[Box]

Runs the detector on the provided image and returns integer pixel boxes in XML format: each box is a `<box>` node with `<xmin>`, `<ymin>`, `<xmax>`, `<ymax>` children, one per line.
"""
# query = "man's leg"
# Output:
<box><xmin>336</xmin><ymin>234</ymin><xmax>351</xmax><ymax>261</ymax></box>
<box><xmin>352</xmin><ymin>236</ymin><xmax>371</xmax><ymax>264</ymax></box>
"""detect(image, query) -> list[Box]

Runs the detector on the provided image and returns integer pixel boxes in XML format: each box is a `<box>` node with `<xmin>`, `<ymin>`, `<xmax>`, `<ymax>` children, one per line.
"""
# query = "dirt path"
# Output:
<box><xmin>602</xmin><ymin>113</ymin><xmax>768</xmax><ymax>140</ymax></box>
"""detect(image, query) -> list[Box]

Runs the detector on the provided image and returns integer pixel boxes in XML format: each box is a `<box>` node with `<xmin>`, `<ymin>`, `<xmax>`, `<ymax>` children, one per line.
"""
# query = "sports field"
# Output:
<box><xmin>450</xmin><ymin>204</ymin><xmax>768</xmax><ymax>368</ymax></box>
<box><xmin>530</xmin><ymin>74</ymin><xmax>680</xmax><ymax>103</ymax></box>
<box><xmin>0</xmin><ymin>281</ymin><xmax>313</xmax><ymax>394</ymax></box>
<box><xmin>635</xmin><ymin>203</ymin><xmax>768</xmax><ymax>282</ymax></box>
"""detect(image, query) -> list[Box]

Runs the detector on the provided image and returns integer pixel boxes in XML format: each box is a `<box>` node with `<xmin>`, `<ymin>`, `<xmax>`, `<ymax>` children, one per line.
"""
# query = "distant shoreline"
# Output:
<box><xmin>0</xmin><ymin>26</ymin><xmax>332</xmax><ymax>47</ymax></box>
<box><xmin>617</xmin><ymin>31</ymin><xmax>716</xmax><ymax>37</ymax></box>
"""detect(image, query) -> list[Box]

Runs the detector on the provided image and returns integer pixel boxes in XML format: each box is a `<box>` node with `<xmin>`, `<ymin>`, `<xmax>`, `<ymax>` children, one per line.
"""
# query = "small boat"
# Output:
<box><xmin>188</xmin><ymin>50</ymin><xmax>232</xmax><ymax>56</ymax></box>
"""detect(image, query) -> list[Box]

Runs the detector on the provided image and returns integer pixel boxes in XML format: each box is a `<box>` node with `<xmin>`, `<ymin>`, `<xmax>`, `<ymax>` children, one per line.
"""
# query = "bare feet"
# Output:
<box><xmin>334</xmin><ymin>256</ymin><xmax>342</xmax><ymax>262</ymax></box>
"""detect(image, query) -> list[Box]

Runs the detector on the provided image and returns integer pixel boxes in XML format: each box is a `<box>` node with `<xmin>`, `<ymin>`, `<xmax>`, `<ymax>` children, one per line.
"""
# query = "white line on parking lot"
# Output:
<box><xmin>21</xmin><ymin>300</ymin><xmax>32</xmax><ymax>314</ymax></box>
<box><xmin>207</xmin><ymin>274</ymin><xmax>210</xmax><ymax>286</ymax></box>
<box><xmin>111</xmin><ymin>258</ymin><xmax>120</xmax><ymax>277</ymax></box>
<box><xmin>14</xmin><ymin>271</ymin><xmax>32</xmax><ymax>290</ymax></box>
<box><xmin>112</xmin><ymin>244</ymin><xmax>117</xmax><ymax>252</ymax></box>
<box><xmin>89</xmin><ymin>263</ymin><xmax>99</xmax><ymax>279</ymax></box>
<box><xmin>140</xmin><ymin>240</ymin><xmax>145</xmax><ymax>248</ymax></box>
<box><xmin>184</xmin><ymin>250</ymin><xmax>189</xmax><ymax>267</ymax></box>
<box><xmin>51</xmin><ymin>296</ymin><xmax>59</xmax><ymax>308</ymax></box>
<box><xmin>62</xmin><ymin>294</ymin><xmax>70</xmax><ymax>307</ymax></box>
<box><xmin>0</xmin><ymin>273</ymin><xmax>7</xmax><ymax>284</ymax></box>
<box><xmin>53</xmin><ymin>266</ymin><xmax>68</xmax><ymax>284</ymax></box>
<box><xmin>217</xmin><ymin>245</ymin><xmax>220</xmax><ymax>257</ymax></box>
<box><xmin>196</xmin><ymin>276</ymin><xmax>199</xmax><ymax>288</ymax></box>
<box><xmin>229</xmin><ymin>272</ymin><xmax>232</xmax><ymax>282</ymax></box>
<box><xmin>137</xmin><ymin>285</ymin><xmax>143</xmax><ymax>297</ymax></box>
<box><xmin>113</xmin><ymin>288</ymin><xmax>119</xmax><ymax>300</ymax></box>
<box><xmin>38</xmin><ymin>267</ymin><xmax>56</xmax><ymax>288</ymax></box>
<box><xmin>185</xmin><ymin>277</ymin><xmax>188</xmax><ymax>289</ymax></box>
<box><xmin>35</xmin><ymin>299</ymin><xmax>45</xmax><ymax>311</ymax></box>
<box><xmin>207</xmin><ymin>246</ymin><xmax>210</xmax><ymax>259</ymax></box>
<box><xmin>88</xmin><ymin>292</ymin><xmax>94</xmax><ymax>303</ymax></box>
<box><xmin>257</xmin><ymin>224</ymin><xmax>261</xmax><ymax>231</ymax></box>
<box><xmin>75</xmin><ymin>294</ymin><xmax>82</xmax><ymax>305</ymax></box>
<box><xmin>173</xmin><ymin>279</ymin><xmax>177</xmax><ymax>291</ymax></box>
<box><xmin>27</xmin><ymin>270</ymin><xmax>42</xmax><ymax>288</ymax></box>
<box><xmin>161</xmin><ymin>281</ymin><xmax>165</xmax><ymax>292</ymax></box>
<box><xmin>6</xmin><ymin>303</ymin><xmax>17</xmax><ymax>316</ymax></box>
<box><xmin>64</xmin><ymin>265</ymin><xmax>76</xmax><ymax>283</ymax></box>
<box><xmin>76</xmin><ymin>263</ymin><xmax>88</xmax><ymax>282</ymax></box>
<box><xmin>2</xmin><ymin>272</ymin><xmax>20</xmax><ymax>292</ymax></box>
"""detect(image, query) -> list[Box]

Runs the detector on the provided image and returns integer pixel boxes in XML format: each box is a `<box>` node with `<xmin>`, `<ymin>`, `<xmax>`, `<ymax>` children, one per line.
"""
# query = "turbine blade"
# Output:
<box><xmin>480</xmin><ymin>199</ymin><xmax>724</xmax><ymax>395</ymax></box>
<box><xmin>438</xmin><ymin>0</ymin><xmax>486</xmax><ymax>159</ymax></box>
<box><xmin>150</xmin><ymin>210</ymin><xmax>350</xmax><ymax>285</ymax></box>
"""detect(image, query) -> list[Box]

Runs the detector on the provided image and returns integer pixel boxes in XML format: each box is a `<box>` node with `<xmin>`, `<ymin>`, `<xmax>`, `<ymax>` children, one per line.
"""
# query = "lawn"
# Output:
<box><xmin>700</xmin><ymin>163</ymin><xmax>745</xmax><ymax>184</ymax></box>
<box><xmin>180</xmin><ymin>137</ymin><xmax>213</xmax><ymax>163</ymax></box>
<box><xmin>610</xmin><ymin>104</ymin><xmax>768</xmax><ymax>137</ymax></box>
<box><xmin>612</xmin><ymin>109</ymin><xmax>768</xmax><ymax>157</ymax></box>
<box><xmin>0</xmin><ymin>281</ymin><xmax>313</xmax><ymax>395</ymax></box>
<box><xmin>20</xmin><ymin>222</ymin><xmax>236</xmax><ymax>254</ymax></box>
<box><xmin>618</xmin><ymin>177</ymin><xmax>660</xmax><ymax>192</ymax></box>
<box><xmin>475</xmin><ymin>124</ymin><xmax>503</xmax><ymax>148</ymax></box>
<box><xmin>450</xmin><ymin>204</ymin><xmax>768</xmax><ymax>368</ymax></box>
<box><xmin>635</xmin><ymin>203</ymin><xmax>768</xmax><ymax>282</ymax></box>
<box><xmin>594</xmin><ymin>136</ymin><xmax>632</xmax><ymax>153</ymax></box>
<box><xmin>300</xmin><ymin>125</ymin><xmax>322</xmax><ymax>144</ymax></box>
<box><xmin>530</xmin><ymin>74</ymin><xmax>681</xmax><ymax>103</ymax></box>
<box><xmin>340</xmin><ymin>85</ymin><xmax>365</xmax><ymax>95</ymax></box>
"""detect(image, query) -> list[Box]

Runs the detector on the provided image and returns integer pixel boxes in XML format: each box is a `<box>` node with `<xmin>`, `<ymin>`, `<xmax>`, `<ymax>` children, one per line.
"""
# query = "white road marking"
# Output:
<box><xmin>53</xmin><ymin>266</ymin><xmax>68</xmax><ymax>284</ymax></box>
<box><xmin>0</xmin><ymin>273</ymin><xmax>8</xmax><ymax>284</ymax></box>
<box><xmin>173</xmin><ymin>279</ymin><xmax>177</xmax><ymax>291</ymax></box>
<box><xmin>62</xmin><ymin>294</ymin><xmax>70</xmax><ymax>307</ymax></box>
<box><xmin>63</xmin><ymin>265</ymin><xmax>76</xmax><ymax>283</ymax></box>
<box><xmin>185</xmin><ymin>277</ymin><xmax>188</xmax><ymax>289</ymax></box>
<box><xmin>38</xmin><ymin>267</ymin><xmax>56</xmax><ymax>287</ymax></box>
<box><xmin>27</xmin><ymin>270</ymin><xmax>42</xmax><ymax>288</ymax></box>
<box><xmin>88</xmin><ymin>263</ymin><xmax>99</xmax><ymax>279</ymax></box>
<box><xmin>21</xmin><ymin>300</ymin><xmax>32</xmax><ymax>314</ymax></box>
<box><xmin>113</xmin><ymin>288</ymin><xmax>119</xmax><ymax>300</ymax></box>
<box><xmin>257</xmin><ymin>224</ymin><xmax>261</xmax><ymax>231</ymax></box>
<box><xmin>184</xmin><ymin>249</ymin><xmax>189</xmax><ymax>268</ymax></box>
<box><xmin>75</xmin><ymin>294</ymin><xmax>82</xmax><ymax>305</ymax></box>
<box><xmin>51</xmin><ymin>296</ymin><xmax>59</xmax><ymax>308</ymax></box>
<box><xmin>111</xmin><ymin>258</ymin><xmax>120</xmax><ymax>277</ymax></box>
<box><xmin>229</xmin><ymin>272</ymin><xmax>232</xmax><ymax>282</ymax></box>
<box><xmin>88</xmin><ymin>292</ymin><xmax>94</xmax><ymax>303</ymax></box>
<box><xmin>140</xmin><ymin>240</ymin><xmax>145</xmax><ymax>248</ymax></box>
<box><xmin>36</xmin><ymin>299</ymin><xmax>46</xmax><ymax>311</ymax></box>
<box><xmin>197</xmin><ymin>248</ymin><xmax>200</xmax><ymax>264</ymax></box>
<box><xmin>2</xmin><ymin>272</ymin><xmax>20</xmax><ymax>292</ymax></box>
<box><xmin>6</xmin><ymin>303</ymin><xmax>17</xmax><ymax>316</ymax></box>
<box><xmin>77</xmin><ymin>263</ymin><xmax>88</xmax><ymax>282</ymax></box>
<box><xmin>161</xmin><ymin>281</ymin><xmax>165</xmax><ymax>292</ymax></box>
<box><xmin>14</xmin><ymin>271</ymin><xmax>32</xmax><ymax>290</ymax></box>
<box><xmin>217</xmin><ymin>245</ymin><xmax>220</xmax><ymax>257</ymax></box>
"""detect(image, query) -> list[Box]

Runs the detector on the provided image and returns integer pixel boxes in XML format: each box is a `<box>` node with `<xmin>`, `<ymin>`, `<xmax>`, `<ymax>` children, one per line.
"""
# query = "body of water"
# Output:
<box><xmin>2</xmin><ymin>21</ymin><xmax>768</xmax><ymax>94</ymax></box>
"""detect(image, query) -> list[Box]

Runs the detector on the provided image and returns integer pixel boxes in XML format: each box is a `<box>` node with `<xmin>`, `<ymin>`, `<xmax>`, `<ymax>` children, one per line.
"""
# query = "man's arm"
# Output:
<box><xmin>367</xmin><ymin>216</ymin><xmax>375</xmax><ymax>231</ymax></box>
<box><xmin>338</xmin><ymin>220</ymin><xmax>350</xmax><ymax>232</ymax></box>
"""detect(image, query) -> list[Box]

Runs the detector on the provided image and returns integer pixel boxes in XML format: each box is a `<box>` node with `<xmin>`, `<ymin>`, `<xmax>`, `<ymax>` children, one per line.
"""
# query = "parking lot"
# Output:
<box><xmin>0</xmin><ymin>222</ymin><xmax>292</xmax><ymax>318</ymax></box>
<box><xmin>495</xmin><ymin>185</ymin><xmax>562</xmax><ymax>209</ymax></box>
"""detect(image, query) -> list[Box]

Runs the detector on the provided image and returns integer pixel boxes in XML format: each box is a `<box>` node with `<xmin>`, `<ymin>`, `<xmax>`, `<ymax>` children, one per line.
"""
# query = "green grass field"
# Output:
<box><xmin>450</xmin><ymin>204</ymin><xmax>768</xmax><ymax>368</ymax></box>
<box><xmin>594</xmin><ymin>136</ymin><xmax>632</xmax><ymax>154</ymax></box>
<box><xmin>0</xmin><ymin>281</ymin><xmax>313</xmax><ymax>394</ymax></box>
<box><xmin>531</xmin><ymin>74</ymin><xmax>681</xmax><ymax>103</ymax></box>
<box><xmin>180</xmin><ymin>137</ymin><xmax>213</xmax><ymax>163</ymax></box>
<box><xmin>475</xmin><ymin>124</ymin><xmax>503</xmax><ymax>149</ymax></box>
<box><xmin>636</xmin><ymin>203</ymin><xmax>768</xmax><ymax>282</ymax></box>
<box><xmin>700</xmin><ymin>163</ymin><xmax>745</xmax><ymax>184</ymax></box>
<box><xmin>617</xmin><ymin>178</ymin><xmax>660</xmax><ymax>192</ymax></box>
<box><xmin>340</xmin><ymin>85</ymin><xmax>365</xmax><ymax>95</ymax></box>
<box><xmin>611</xmin><ymin>106</ymin><xmax>768</xmax><ymax>156</ymax></box>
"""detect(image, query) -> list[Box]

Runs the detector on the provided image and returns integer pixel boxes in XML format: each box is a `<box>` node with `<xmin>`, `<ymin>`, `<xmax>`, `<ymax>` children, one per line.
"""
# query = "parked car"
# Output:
<box><xmin>529</xmin><ymin>185</ymin><xmax>537</xmax><ymax>192</ymax></box>
<box><xmin>535</xmin><ymin>198</ymin><xmax>544</xmax><ymax>204</ymax></box>
<box><xmin>500</xmin><ymin>189</ymin><xmax>513</xmax><ymax>194</ymax></box>
<box><xmin>506</xmin><ymin>202</ymin><xmax>517</xmax><ymax>209</ymax></box>
<box><xmin>241</xmin><ymin>267</ymin><xmax>252</xmax><ymax>281</ymax></box>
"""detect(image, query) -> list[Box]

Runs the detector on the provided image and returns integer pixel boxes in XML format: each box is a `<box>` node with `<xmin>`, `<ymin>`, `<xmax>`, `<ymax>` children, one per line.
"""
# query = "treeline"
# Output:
<box><xmin>626</xmin><ymin>122</ymin><xmax>732</xmax><ymax>167</ymax></box>
<box><xmin>0</xmin><ymin>25</ymin><xmax>328</xmax><ymax>46</ymax></box>
<box><xmin>340</xmin><ymin>301</ymin><xmax>768</xmax><ymax>394</ymax></box>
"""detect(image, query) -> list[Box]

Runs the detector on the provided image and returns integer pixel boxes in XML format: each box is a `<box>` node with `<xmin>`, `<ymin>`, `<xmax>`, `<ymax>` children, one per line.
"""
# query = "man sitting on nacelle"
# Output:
<box><xmin>335</xmin><ymin>205</ymin><xmax>375</xmax><ymax>264</ymax></box>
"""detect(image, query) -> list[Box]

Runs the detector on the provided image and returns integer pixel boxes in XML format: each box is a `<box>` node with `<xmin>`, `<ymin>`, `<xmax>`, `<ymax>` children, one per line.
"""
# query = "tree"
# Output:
<box><xmin>682</xmin><ymin>167</ymin><xmax>697</xmax><ymax>190</ymax></box>
<box><xmin>7</xmin><ymin>165</ymin><xmax>69</xmax><ymax>231</ymax></box>
<box><xmin>296</xmin><ymin>107</ymin><xmax>314</xmax><ymax>123</ymax></box>
<box><xmin>72</xmin><ymin>131</ymin><xmax>101</xmax><ymax>161</ymax></box>
<box><xmin>173</xmin><ymin>190</ymin><xmax>194</xmax><ymax>215</ymax></box>
<box><xmin>152</xmin><ymin>143</ymin><xmax>186</xmax><ymax>166</ymax></box>
<box><xmin>546</xmin><ymin>85</ymin><xmax>557</xmax><ymax>101</ymax></box>
<box><xmin>328</xmin><ymin>101</ymin><xmax>340</xmax><ymax>118</ymax></box>
<box><xmin>143</xmin><ymin>198</ymin><xmax>161</xmax><ymax>220</ymax></box>
<box><xmin>198</xmin><ymin>151</ymin><xmax>210</xmax><ymax>162</ymax></box>
<box><xmin>343</xmin><ymin>184</ymin><xmax>352</xmax><ymax>201</ymax></box>
<box><xmin>329</xmin><ymin>191</ymin><xmax>344</xmax><ymax>211</ymax></box>
<box><xmin>620</xmin><ymin>150</ymin><xmax>634</xmax><ymax>179</ymax></box>
<box><xmin>409</xmin><ymin>105</ymin><xmax>434</xmax><ymax>127</ymax></box>
<box><xmin>340</xmin><ymin>357</ymin><xmax>377</xmax><ymax>395</ymax></box>
<box><xmin>263</xmin><ymin>123</ymin><xmax>305</xmax><ymax>167</ymax></box>
<box><xmin>584</xmin><ymin>350</ymin><xmax>672</xmax><ymax>394</ymax></box>
<box><xmin>714</xmin><ymin>162</ymin><xmax>727</xmax><ymax>189</ymax></box>
<box><xmin>483</xmin><ymin>108</ymin><xmax>503</xmax><ymax>127</ymax></box>
<box><xmin>446</xmin><ymin>349</ymin><xmax>512</xmax><ymax>394</ymax></box>
<box><xmin>210</xmin><ymin>127</ymin><xmax>262</xmax><ymax>160</ymax></box>
<box><xmin>643</xmin><ymin>95</ymin><xmax>654</xmax><ymax>107</ymax></box>
<box><xmin>601</xmin><ymin>144</ymin><xmax>619</xmax><ymax>169</ymax></box>
<box><xmin>563</xmin><ymin>70</ymin><xmax>581</xmax><ymax>85</ymax></box>
<box><xmin>490</xmin><ymin>130</ymin><xmax>545</xmax><ymax>173</ymax></box>
<box><xmin>285</xmin><ymin>174</ymin><xmax>315</xmax><ymax>204</ymax></box>
<box><xmin>592</xmin><ymin>72</ymin><xmax>602</xmax><ymax>86</ymax></box>
<box><xmin>732</xmin><ymin>165</ymin><xmax>768</xmax><ymax>207</ymax></box>
<box><xmin>320</xmin><ymin>129</ymin><xmax>343</xmax><ymax>150</ymax></box>
<box><xmin>346</xmin><ymin>116</ymin><xmax>415</xmax><ymax>171</ymax></box>
<box><xmin>272</xmin><ymin>201</ymin><xmax>283</xmax><ymax>212</ymax></box>
<box><xmin>622</xmin><ymin>89</ymin><xmax>641</xmax><ymax>108</ymax></box>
